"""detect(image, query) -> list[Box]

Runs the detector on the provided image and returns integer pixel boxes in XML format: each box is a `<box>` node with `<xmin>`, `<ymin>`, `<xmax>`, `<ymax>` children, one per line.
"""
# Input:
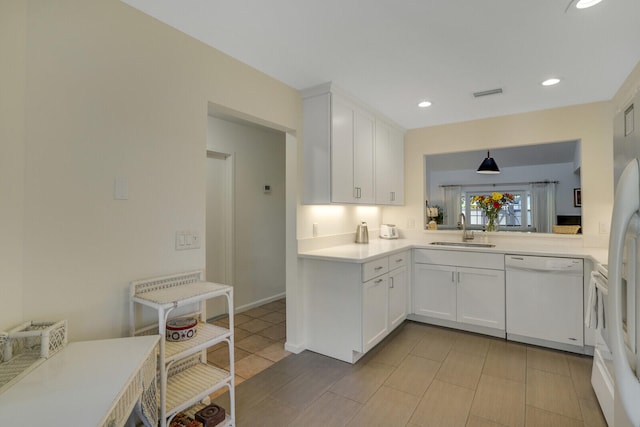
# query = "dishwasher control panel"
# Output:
<box><xmin>505</xmin><ymin>254</ymin><xmax>583</xmax><ymax>273</ymax></box>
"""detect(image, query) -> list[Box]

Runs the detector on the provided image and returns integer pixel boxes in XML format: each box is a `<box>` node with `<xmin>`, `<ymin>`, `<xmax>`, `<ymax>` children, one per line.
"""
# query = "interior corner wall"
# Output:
<box><xmin>0</xmin><ymin>0</ymin><xmax>27</xmax><ymax>330</ymax></box>
<box><xmin>206</xmin><ymin>116</ymin><xmax>286</xmax><ymax>310</ymax></box>
<box><xmin>17</xmin><ymin>0</ymin><xmax>301</xmax><ymax>341</ymax></box>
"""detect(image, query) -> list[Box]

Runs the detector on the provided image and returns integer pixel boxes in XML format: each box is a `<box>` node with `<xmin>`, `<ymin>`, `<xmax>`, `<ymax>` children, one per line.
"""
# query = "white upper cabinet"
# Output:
<box><xmin>302</xmin><ymin>83</ymin><xmax>404</xmax><ymax>205</ymax></box>
<box><xmin>330</xmin><ymin>95</ymin><xmax>375</xmax><ymax>204</ymax></box>
<box><xmin>375</xmin><ymin>119</ymin><xmax>404</xmax><ymax>205</ymax></box>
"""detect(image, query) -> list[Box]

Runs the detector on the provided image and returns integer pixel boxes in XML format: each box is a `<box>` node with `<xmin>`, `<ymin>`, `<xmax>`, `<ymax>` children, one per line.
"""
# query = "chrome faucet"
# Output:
<box><xmin>458</xmin><ymin>213</ymin><xmax>474</xmax><ymax>241</ymax></box>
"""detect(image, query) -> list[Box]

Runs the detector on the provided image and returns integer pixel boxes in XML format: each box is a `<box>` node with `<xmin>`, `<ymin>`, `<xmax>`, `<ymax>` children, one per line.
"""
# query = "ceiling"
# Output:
<box><xmin>121</xmin><ymin>0</ymin><xmax>640</xmax><ymax>130</ymax></box>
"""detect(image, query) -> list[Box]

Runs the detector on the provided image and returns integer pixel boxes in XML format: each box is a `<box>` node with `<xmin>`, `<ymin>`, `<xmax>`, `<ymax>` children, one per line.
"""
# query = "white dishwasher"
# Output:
<box><xmin>505</xmin><ymin>254</ymin><xmax>584</xmax><ymax>352</ymax></box>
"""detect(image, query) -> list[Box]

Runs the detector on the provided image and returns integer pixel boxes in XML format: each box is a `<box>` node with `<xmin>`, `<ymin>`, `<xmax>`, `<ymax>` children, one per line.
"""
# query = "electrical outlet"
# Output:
<box><xmin>313</xmin><ymin>223</ymin><xmax>318</xmax><ymax>237</ymax></box>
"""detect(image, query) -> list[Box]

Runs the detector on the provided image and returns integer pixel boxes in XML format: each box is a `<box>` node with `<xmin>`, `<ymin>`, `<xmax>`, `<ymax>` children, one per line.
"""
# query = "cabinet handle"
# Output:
<box><xmin>374</xmin><ymin>278</ymin><xmax>383</xmax><ymax>284</ymax></box>
<box><xmin>395</xmin><ymin>258</ymin><xmax>403</xmax><ymax>263</ymax></box>
<box><xmin>390</xmin><ymin>277</ymin><xmax>394</xmax><ymax>288</ymax></box>
<box><xmin>354</xmin><ymin>187</ymin><xmax>358</xmax><ymax>199</ymax></box>
<box><xmin>390</xmin><ymin>191</ymin><xmax>394</xmax><ymax>201</ymax></box>
<box><xmin>358</xmin><ymin>187</ymin><xmax>362</xmax><ymax>198</ymax></box>
<box><xmin>457</xmin><ymin>272</ymin><xmax>461</xmax><ymax>282</ymax></box>
<box><xmin>374</xmin><ymin>266</ymin><xmax>384</xmax><ymax>271</ymax></box>
<box><xmin>451</xmin><ymin>272</ymin><xmax>455</xmax><ymax>282</ymax></box>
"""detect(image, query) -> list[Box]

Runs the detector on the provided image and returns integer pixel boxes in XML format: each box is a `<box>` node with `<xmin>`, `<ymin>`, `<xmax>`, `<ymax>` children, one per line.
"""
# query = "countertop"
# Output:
<box><xmin>298</xmin><ymin>237</ymin><xmax>608</xmax><ymax>266</ymax></box>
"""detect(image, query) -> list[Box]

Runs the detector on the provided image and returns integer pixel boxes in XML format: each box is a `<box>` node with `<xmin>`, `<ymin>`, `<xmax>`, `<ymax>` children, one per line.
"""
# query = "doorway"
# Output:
<box><xmin>206</xmin><ymin>115</ymin><xmax>286</xmax><ymax>316</ymax></box>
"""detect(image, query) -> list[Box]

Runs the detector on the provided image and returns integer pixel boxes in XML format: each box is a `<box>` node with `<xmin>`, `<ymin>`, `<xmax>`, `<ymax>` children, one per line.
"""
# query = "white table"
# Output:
<box><xmin>0</xmin><ymin>335</ymin><xmax>159</xmax><ymax>427</ymax></box>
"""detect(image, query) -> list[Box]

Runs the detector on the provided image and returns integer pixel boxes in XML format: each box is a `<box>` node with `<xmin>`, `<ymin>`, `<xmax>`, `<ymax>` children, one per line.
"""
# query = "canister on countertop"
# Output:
<box><xmin>355</xmin><ymin>221</ymin><xmax>369</xmax><ymax>244</ymax></box>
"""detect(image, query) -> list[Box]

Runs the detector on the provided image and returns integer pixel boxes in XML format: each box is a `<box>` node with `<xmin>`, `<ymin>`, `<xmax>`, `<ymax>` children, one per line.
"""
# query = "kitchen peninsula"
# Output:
<box><xmin>299</xmin><ymin>232</ymin><xmax>607</xmax><ymax>363</ymax></box>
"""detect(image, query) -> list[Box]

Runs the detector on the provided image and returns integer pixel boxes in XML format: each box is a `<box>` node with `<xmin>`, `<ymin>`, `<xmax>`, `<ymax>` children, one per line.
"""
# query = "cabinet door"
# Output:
<box><xmin>413</xmin><ymin>264</ymin><xmax>456</xmax><ymax>321</ymax></box>
<box><xmin>363</xmin><ymin>274</ymin><xmax>389</xmax><ymax>352</ymax></box>
<box><xmin>375</xmin><ymin>122</ymin><xmax>404</xmax><ymax>205</ymax></box>
<box><xmin>457</xmin><ymin>267</ymin><xmax>505</xmax><ymax>330</ymax></box>
<box><xmin>353</xmin><ymin>109</ymin><xmax>375</xmax><ymax>204</ymax></box>
<box><xmin>331</xmin><ymin>96</ymin><xmax>355</xmax><ymax>203</ymax></box>
<box><xmin>388</xmin><ymin>266</ymin><xmax>408</xmax><ymax>330</ymax></box>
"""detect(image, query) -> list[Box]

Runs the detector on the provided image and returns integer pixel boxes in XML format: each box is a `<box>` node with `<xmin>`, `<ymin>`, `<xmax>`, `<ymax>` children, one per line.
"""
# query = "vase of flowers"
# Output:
<box><xmin>471</xmin><ymin>192</ymin><xmax>514</xmax><ymax>232</ymax></box>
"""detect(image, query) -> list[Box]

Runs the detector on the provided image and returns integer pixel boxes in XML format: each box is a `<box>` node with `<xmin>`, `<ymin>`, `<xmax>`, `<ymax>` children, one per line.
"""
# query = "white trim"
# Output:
<box><xmin>234</xmin><ymin>292</ymin><xmax>286</xmax><ymax>314</ymax></box>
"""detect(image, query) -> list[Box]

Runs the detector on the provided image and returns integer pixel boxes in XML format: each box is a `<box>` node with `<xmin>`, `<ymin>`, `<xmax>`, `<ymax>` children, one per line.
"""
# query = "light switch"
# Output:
<box><xmin>176</xmin><ymin>231</ymin><xmax>201</xmax><ymax>250</ymax></box>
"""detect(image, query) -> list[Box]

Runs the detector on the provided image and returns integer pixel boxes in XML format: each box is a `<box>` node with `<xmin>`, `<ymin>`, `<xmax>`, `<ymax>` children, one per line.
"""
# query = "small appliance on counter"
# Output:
<box><xmin>380</xmin><ymin>224</ymin><xmax>399</xmax><ymax>239</ymax></box>
<box><xmin>355</xmin><ymin>221</ymin><xmax>369</xmax><ymax>243</ymax></box>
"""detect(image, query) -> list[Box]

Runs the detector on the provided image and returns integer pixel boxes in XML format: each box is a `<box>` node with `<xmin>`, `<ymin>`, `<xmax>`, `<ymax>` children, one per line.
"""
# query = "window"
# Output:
<box><xmin>463</xmin><ymin>189</ymin><xmax>531</xmax><ymax>231</ymax></box>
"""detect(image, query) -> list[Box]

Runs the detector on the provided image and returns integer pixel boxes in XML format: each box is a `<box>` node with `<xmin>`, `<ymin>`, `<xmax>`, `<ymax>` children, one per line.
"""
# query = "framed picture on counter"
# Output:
<box><xmin>574</xmin><ymin>188</ymin><xmax>582</xmax><ymax>207</ymax></box>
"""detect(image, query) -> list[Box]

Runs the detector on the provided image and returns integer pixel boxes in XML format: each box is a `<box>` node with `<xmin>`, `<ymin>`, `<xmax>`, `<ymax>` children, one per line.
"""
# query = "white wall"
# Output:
<box><xmin>383</xmin><ymin>101</ymin><xmax>613</xmax><ymax>247</ymax></box>
<box><xmin>207</xmin><ymin>116</ymin><xmax>286</xmax><ymax>310</ymax></box>
<box><xmin>3</xmin><ymin>0</ymin><xmax>302</xmax><ymax>343</ymax></box>
<box><xmin>0</xmin><ymin>1</ymin><xmax>26</xmax><ymax>328</ymax></box>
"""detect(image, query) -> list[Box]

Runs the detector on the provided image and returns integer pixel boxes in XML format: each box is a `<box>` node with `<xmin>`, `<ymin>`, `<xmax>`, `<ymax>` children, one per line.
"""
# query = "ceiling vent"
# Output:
<box><xmin>473</xmin><ymin>88</ymin><xmax>503</xmax><ymax>98</ymax></box>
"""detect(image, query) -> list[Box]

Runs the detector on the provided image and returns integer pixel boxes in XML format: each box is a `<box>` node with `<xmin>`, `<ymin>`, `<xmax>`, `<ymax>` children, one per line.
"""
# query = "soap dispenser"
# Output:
<box><xmin>355</xmin><ymin>221</ymin><xmax>369</xmax><ymax>244</ymax></box>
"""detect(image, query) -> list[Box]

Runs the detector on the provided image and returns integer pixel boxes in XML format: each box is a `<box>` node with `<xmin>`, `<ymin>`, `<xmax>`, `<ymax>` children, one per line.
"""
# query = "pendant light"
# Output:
<box><xmin>477</xmin><ymin>151</ymin><xmax>500</xmax><ymax>174</ymax></box>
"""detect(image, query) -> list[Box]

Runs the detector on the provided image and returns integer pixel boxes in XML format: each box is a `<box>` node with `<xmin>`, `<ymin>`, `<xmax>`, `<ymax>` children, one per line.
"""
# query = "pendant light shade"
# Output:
<box><xmin>477</xmin><ymin>151</ymin><xmax>500</xmax><ymax>174</ymax></box>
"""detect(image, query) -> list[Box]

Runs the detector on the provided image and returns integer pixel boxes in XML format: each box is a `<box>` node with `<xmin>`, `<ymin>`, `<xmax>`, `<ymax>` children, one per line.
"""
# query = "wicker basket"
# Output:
<box><xmin>4</xmin><ymin>320</ymin><xmax>68</xmax><ymax>361</ymax></box>
<box><xmin>552</xmin><ymin>225</ymin><xmax>581</xmax><ymax>234</ymax></box>
<box><xmin>0</xmin><ymin>333</ymin><xmax>7</xmax><ymax>364</ymax></box>
<box><xmin>0</xmin><ymin>320</ymin><xmax>68</xmax><ymax>394</ymax></box>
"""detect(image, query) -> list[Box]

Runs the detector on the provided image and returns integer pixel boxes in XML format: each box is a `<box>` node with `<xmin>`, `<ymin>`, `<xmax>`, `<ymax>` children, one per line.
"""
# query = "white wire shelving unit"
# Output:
<box><xmin>130</xmin><ymin>270</ymin><xmax>235</xmax><ymax>427</ymax></box>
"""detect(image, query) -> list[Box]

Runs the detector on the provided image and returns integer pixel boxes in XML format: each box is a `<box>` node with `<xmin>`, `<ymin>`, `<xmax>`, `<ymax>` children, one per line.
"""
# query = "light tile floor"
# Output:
<box><xmin>207</xmin><ymin>298</ymin><xmax>290</xmax><ymax>394</ymax></box>
<box><xmin>211</xmin><ymin>319</ymin><xmax>608</xmax><ymax>427</ymax></box>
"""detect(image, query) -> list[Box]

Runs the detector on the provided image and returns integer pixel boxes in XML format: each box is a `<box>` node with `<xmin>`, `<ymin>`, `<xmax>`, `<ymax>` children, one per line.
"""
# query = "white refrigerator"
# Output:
<box><xmin>610</xmin><ymin>91</ymin><xmax>640</xmax><ymax>427</ymax></box>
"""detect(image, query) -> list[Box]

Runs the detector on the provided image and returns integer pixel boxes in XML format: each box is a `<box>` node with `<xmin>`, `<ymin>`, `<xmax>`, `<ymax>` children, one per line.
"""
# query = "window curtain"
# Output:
<box><xmin>530</xmin><ymin>182</ymin><xmax>556</xmax><ymax>233</ymax></box>
<box><xmin>443</xmin><ymin>186</ymin><xmax>462</xmax><ymax>227</ymax></box>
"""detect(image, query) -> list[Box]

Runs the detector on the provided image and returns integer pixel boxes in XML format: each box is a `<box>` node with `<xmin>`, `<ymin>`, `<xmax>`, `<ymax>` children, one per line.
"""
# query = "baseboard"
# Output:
<box><xmin>284</xmin><ymin>341</ymin><xmax>306</xmax><ymax>354</ymax></box>
<box><xmin>207</xmin><ymin>292</ymin><xmax>286</xmax><ymax>322</ymax></box>
<box><xmin>235</xmin><ymin>292</ymin><xmax>286</xmax><ymax>314</ymax></box>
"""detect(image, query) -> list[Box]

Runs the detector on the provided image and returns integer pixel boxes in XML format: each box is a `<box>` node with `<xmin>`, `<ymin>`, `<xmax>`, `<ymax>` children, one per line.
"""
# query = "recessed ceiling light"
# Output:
<box><xmin>576</xmin><ymin>0</ymin><xmax>603</xmax><ymax>9</ymax></box>
<box><xmin>418</xmin><ymin>101</ymin><xmax>432</xmax><ymax>108</ymax></box>
<box><xmin>542</xmin><ymin>78</ymin><xmax>561</xmax><ymax>86</ymax></box>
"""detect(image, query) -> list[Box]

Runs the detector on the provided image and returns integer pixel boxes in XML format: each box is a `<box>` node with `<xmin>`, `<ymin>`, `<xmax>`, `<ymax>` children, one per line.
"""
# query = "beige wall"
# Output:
<box><xmin>3</xmin><ymin>0</ymin><xmax>301</xmax><ymax>341</ymax></box>
<box><xmin>383</xmin><ymin>101</ymin><xmax>614</xmax><ymax>247</ymax></box>
<box><xmin>0</xmin><ymin>1</ymin><xmax>26</xmax><ymax>329</ymax></box>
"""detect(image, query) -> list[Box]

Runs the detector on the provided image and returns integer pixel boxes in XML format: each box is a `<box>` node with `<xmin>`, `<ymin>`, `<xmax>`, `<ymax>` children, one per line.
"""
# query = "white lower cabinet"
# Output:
<box><xmin>413</xmin><ymin>264</ymin><xmax>457</xmax><ymax>322</ymax></box>
<box><xmin>305</xmin><ymin>251</ymin><xmax>409</xmax><ymax>363</ymax></box>
<box><xmin>362</xmin><ymin>253</ymin><xmax>408</xmax><ymax>353</ymax></box>
<box><xmin>388</xmin><ymin>264</ymin><xmax>408</xmax><ymax>329</ymax></box>
<box><xmin>457</xmin><ymin>267</ymin><xmax>505</xmax><ymax>330</ymax></box>
<box><xmin>411</xmin><ymin>249</ymin><xmax>505</xmax><ymax>337</ymax></box>
<box><xmin>362</xmin><ymin>274</ymin><xmax>390</xmax><ymax>353</ymax></box>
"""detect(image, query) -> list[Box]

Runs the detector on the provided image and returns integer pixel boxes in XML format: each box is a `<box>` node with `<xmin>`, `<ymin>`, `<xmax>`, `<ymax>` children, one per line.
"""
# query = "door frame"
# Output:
<box><xmin>206</xmin><ymin>150</ymin><xmax>235</xmax><ymax>294</ymax></box>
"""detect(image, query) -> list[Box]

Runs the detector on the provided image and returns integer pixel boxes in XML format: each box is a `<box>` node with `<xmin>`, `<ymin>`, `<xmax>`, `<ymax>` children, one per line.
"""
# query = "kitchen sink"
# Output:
<box><xmin>429</xmin><ymin>241</ymin><xmax>496</xmax><ymax>248</ymax></box>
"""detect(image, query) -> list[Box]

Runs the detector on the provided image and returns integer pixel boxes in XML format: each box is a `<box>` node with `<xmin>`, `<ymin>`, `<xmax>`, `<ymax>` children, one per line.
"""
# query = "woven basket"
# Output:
<box><xmin>4</xmin><ymin>320</ymin><xmax>68</xmax><ymax>361</ymax></box>
<box><xmin>1</xmin><ymin>320</ymin><xmax>68</xmax><ymax>394</ymax></box>
<box><xmin>552</xmin><ymin>225</ymin><xmax>581</xmax><ymax>234</ymax></box>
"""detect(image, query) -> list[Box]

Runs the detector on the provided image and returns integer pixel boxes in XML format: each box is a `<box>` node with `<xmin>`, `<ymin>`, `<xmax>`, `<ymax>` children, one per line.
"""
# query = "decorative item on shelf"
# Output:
<box><xmin>427</xmin><ymin>207</ymin><xmax>439</xmax><ymax>230</ymax></box>
<box><xmin>166</xmin><ymin>317</ymin><xmax>197</xmax><ymax>342</ymax></box>
<box><xmin>195</xmin><ymin>404</ymin><xmax>226</xmax><ymax>427</ymax></box>
<box><xmin>471</xmin><ymin>192</ymin><xmax>514</xmax><ymax>232</ymax></box>
<box><xmin>170</xmin><ymin>413</ymin><xmax>203</xmax><ymax>427</ymax></box>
